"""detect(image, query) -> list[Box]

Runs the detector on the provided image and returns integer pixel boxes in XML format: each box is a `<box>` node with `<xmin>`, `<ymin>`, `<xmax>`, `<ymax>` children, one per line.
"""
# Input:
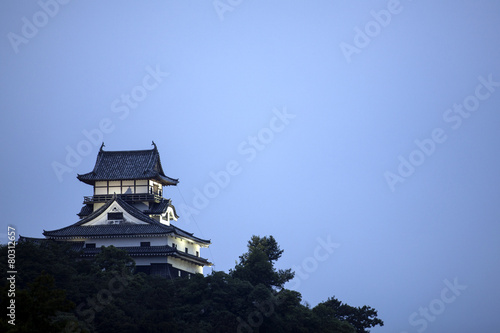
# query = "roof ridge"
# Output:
<box><xmin>99</xmin><ymin>148</ymin><xmax>156</xmax><ymax>154</ymax></box>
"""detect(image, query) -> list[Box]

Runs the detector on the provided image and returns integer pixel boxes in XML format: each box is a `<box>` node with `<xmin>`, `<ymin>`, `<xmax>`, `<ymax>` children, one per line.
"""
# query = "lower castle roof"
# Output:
<box><xmin>43</xmin><ymin>195</ymin><xmax>210</xmax><ymax>245</ymax></box>
<box><xmin>79</xmin><ymin>244</ymin><xmax>211</xmax><ymax>266</ymax></box>
<box><xmin>19</xmin><ymin>237</ymin><xmax>211</xmax><ymax>266</ymax></box>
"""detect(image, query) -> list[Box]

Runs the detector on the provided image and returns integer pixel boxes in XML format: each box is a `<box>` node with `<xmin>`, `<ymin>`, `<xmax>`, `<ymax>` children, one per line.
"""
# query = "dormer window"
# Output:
<box><xmin>108</xmin><ymin>212</ymin><xmax>123</xmax><ymax>224</ymax></box>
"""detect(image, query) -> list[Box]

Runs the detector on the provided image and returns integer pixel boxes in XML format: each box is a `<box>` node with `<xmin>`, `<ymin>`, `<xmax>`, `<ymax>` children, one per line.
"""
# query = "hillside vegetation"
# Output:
<box><xmin>0</xmin><ymin>236</ymin><xmax>383</xmax><ymax>333</ymax></box>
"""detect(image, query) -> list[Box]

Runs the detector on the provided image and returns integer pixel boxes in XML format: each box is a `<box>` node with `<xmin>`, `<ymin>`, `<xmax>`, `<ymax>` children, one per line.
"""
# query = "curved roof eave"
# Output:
<box><xmin>43</xmin><ymin>195</ymin><xmax>164</xmax><ymax>236</ymax></box>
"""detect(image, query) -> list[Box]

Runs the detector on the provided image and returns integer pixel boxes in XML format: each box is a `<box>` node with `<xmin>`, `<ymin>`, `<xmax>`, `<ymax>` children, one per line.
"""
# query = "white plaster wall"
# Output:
<box><xmin>166</xmin><ymin>206</ymin><xmax>177</xmax><ymax>222</ymax></box>
<box><xmin>157</xmin><ymin>215</ymin><xmax>170</xmax><ymax>226</ymax></box>
<box><xmin>135</xmin><ymin>179</ymin><xmax>148</xmax><ymax>194</ymax></box>
<box><xmin>109</xmin><ymin>186</ymin><xmax>121</xmax><ymax>194</ymax></box>
<box><xmin>168</xmin><ymin>257</ymin><xmax>203</xmax><ymax>274</ymax></box>
<box><xmin>109</xmin><ymin>180</ymin><xmax>120</xmax><ymax>187</ymax></box>
<box><xmin>148</xmin><ymin>180</ymin><xmax>162</xmax><ymax>188</ymax></box>
<box><xmin>170</xmin><ymin>237</ymin><xmax>201</xmax><ymax>256</ymax></box>
<box><xmin>95</xmin><ymin>187</ymin><xmax>108</xmax><ymax>195</ymax></box>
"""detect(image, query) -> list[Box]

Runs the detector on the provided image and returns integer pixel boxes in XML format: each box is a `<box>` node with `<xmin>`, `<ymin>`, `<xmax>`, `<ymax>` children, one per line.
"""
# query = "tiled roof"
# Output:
<box><xmin>79</xmin><ymin>245</ymin><xmax>211</xmax><ymax>266</ymax></box>
<box><xmin>171</xmin><ymin>224</ymin><xmax>211</xmax><ymax>245</ymax></box>
<box><xmin>19</xmin><ymin>236</ymin><xmax>85</xmax><ymax>252</ymax></box>
<box><xmin>77</xmin><ymin>144</ymin><xmax>178</xmax><ymax>186</ymax></box>
<box><xmin>173</xmin><ymin>250</ymin><xmax>212</xmax><ymax>266</ymax></box>
<box><xmin>80</xmin><ymin>245</ymin><xmax>176</xmax><ymax>256</ymax></box>
<box><xmin>77</xmin><ymin>204</ymin><xmax>93</xmax><ymax>218</ymax></box>
<box><xmin>19</xmin><ymin>238</ymin><xmax>211</xmax><ymax>266</ymax></box>
<box><xmin>44</xmin><ymin>224</ymin><xmax>173</xmax><ymax>238</ymax></box>
<box><xmin>144</xmin><ymin>198</ymin><xmax>178</xmax><ymax>217</ymax></box>
<box><xmin>44</xmin><ymin>195</ymin><xmax>210</xmax><ymax>244</ymax></box>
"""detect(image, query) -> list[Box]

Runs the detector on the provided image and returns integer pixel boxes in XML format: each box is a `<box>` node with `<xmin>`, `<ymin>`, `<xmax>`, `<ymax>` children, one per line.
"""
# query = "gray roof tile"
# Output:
<box><xmin>77</xmin><ymin>204</ymin><xmax>93</xmax><ymax>218</ymax></box>
<box><xmin>144</xmin><ymin>198</ymin><xmax>178</xmax><ymax>217</ymax></box>
<box><xmin>77</xmin><ymin>144</ymin><xmax>178</xmax><ymax>186</ymax></box>
<box><xmin>80</xmin><ymin>245</ymin><xmax>211</xmax><ymax>265</ymax></box>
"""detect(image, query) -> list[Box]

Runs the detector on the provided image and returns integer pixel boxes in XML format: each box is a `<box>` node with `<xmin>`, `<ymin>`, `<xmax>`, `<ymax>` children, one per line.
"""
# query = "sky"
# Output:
<box><xmin>1</xmin><ymin>1</ymin><xmax>500</xmax><ymax>332</ymax></box>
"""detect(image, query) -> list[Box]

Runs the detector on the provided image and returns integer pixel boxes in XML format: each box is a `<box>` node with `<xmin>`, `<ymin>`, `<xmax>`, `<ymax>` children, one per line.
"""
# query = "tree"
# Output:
<box><xmin>230</xmin><ymin>235</ymin><xmax>294</xmax><ymax>289</ymax></box>
<box><xmin>93</xmin><ymin>245</ymin><xmax>135</xmax><ymax>275</ymax></box>
<box><xmin>0</xmin><ymin>237</ymin><xmax>384</xmax><ymax>333</ymax></box>
<box><xmin>0</xmin><ymin>273</ymin><xmax>75</xmax><ymax>333</ymax></box>
<box><xmin>313</xmin><ymin>297</ymin><xmax>384</xmax><ymax>333</ymax></box>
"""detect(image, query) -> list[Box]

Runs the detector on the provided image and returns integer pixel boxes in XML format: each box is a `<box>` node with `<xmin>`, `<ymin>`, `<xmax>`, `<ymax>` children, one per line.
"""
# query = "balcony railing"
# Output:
<box><xmin>83</xmin><ymin>193</ymin><xmax>162</xmax><ymax>204</ymax></box>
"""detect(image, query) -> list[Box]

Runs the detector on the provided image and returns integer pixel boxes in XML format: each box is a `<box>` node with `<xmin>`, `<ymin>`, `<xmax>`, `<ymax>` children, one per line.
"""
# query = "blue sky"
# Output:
<box><xmin>1</xmin><ymin>1</ymin><xmax>500</xmax><ymax>332</ymax></box>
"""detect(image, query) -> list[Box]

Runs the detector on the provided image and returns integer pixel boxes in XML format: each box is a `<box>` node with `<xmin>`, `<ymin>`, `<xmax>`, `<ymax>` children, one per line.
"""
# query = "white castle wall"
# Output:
<box><xmin>168</xmin><ymin>257</ymin><xmax>203</xmax><ymax>274</ymax></box>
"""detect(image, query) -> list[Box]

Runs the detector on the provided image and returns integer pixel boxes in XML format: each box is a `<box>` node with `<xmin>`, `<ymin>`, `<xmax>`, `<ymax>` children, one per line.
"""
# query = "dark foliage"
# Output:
<box><xmin>230</xmin><ymin>235</ymin><xmax>295</xmax><ymax>289</ymax></box>
<box><xmin>0</xmin><ymin>236</ymin><xmax>383</xmax><ymax>332</ymax></box>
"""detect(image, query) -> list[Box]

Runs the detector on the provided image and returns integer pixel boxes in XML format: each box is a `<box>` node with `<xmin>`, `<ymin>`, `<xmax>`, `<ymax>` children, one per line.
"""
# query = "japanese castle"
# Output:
<box><xmin>43</xmin><ymin>142</ymin><xmax>211</xmax><ymax>278</ymax></box>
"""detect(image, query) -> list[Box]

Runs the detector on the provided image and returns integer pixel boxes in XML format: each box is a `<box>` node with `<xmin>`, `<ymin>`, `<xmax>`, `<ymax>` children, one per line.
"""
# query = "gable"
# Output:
<box><xmin>166</xmin><ymin>206</ymin><xmax>177</xmax><ymax>222</ymax></box>
<box><xmin>81</xmin><ymin>201</ymin><xmax>149</xmax><ymax>226</ymax></box>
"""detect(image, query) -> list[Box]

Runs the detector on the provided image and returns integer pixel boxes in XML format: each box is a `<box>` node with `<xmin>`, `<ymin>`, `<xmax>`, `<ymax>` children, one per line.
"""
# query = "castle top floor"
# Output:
<box><xmin>77</xmin><ymin>142</ymin><xmax>178</xmax><ymax>188</ymax></box>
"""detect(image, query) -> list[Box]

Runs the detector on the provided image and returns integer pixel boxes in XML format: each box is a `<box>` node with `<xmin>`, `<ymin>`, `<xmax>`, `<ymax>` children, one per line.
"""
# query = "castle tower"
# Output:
<box><xmin>44</xmin><ymin>142</ymin><xmax>211</xmax><ymax>277</ymax></box>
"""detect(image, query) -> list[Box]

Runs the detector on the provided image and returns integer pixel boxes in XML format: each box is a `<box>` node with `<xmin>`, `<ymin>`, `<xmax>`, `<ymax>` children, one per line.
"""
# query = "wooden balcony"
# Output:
<box><xmin>83</xmin><ymin>193</ymin><xmax>162</xmax><ymax>204</ymax></box>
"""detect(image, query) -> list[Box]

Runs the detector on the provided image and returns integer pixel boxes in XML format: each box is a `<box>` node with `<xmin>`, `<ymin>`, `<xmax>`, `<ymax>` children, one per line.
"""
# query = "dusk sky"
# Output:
<box><xmin>1</xmin><ymin>1</ymin><xmax>500</xmax><ymax>332</ymax></box>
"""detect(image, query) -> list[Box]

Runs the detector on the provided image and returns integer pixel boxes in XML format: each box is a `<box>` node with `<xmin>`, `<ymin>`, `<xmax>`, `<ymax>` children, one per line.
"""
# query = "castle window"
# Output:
<box><xmin>108</xmin><ymin>212</ymin><xmax>123</xmax><ymax>220</ymax></box>
<box><xmin>140</xmin><ymin>242</ymin><xmax>150</xmax><ymax>247</ymax></box>
<box><xmin>185</xmin><ymin>247</ymin><xmax>188</xmax><ymax>254</ymax></box>
<box><xmin>196</xmin><ymin>251</ymin><xmax>199</xmax><ymax>257</ymax></box>
<box><xmin>86</xmin><ymin>243</ymin><xmax>96</xmax><ymax>248</ymax></box>
<box><xmin>172</xmin><ymin>243</ymin><xmax>177</xmax><ymax>249</ymax></box>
